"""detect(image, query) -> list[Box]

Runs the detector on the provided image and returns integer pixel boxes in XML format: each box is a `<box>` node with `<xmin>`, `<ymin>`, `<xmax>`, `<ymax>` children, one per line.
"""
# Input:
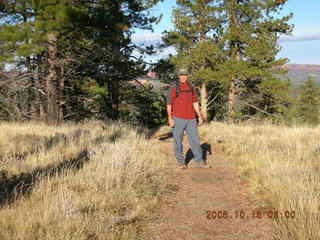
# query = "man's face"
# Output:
<box><xmin>179</xmin><ymin>74</ymin><xmax>188</xmax><ymax>82</ymax></box>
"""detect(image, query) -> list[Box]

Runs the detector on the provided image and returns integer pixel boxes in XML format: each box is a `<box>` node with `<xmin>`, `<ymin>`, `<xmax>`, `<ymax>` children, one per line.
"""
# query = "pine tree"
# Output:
<box><xmin>164</xmin><ymin>0</ymin><xmax>293</xmax><ymax>122</ymax></box>
<box><xmin>297</xmin><ymin>76</ymin><xmax>320</xmax><ymax>126</ymax></box>
<box><xmin>163</xmin><ymin>0</ymin><xmax>225</xmax><ymax>121</ymax></box>
<box><xmin>223</xmin><ymin>0</ymin><xmax>293</xmax><ymax>121</ymax></box>
<box><xmin>0</xmin><ymin>0</ymin><xmax>88</xmax><ymax>124</ymax></box>
<box><xmin>0</xmin><ymin>0</ymin><xmax>162</xmax><ymax>123</ymax></box>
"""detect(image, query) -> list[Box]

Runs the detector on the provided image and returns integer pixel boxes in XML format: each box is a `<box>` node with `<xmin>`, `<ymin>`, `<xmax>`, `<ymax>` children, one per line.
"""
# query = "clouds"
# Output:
<box><xmin>279</xmin><ymin>33</ymin><xmax>320</xmax><ymax>43</ymax></box>
<box><xmin>156</xmin><ymin>46</ymin><xmax>177</xmax><ymax>57</ymax></box>
<box><xmin>131</xmin><ymin>33</ymin><xmax>175</xmax><ymax>60</ymax></box>
<box><xmin>131</xmin><ymin>33</ymin><xmax>163</xmax><ymax>45</ymax></box>
<box><xmin>132</xmin><ymin>32</ymin><xmax>320</xmax><ymax>64</ymax></box>
<box><xmin>133</xmin><ymin>31</ymin><xmax>320</xmax><ymax>45</ymax></box>
<box><xmin>278</xmin><ymin>32</ymin><xmax>320</xmax><ymax>64</ymax></box>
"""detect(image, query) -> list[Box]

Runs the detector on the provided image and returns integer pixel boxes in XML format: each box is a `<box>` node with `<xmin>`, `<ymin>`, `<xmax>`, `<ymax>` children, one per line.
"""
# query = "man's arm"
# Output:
<box><xmin>193</xmin><ymin>102</ymin><xmax>202</xmax><ymax>119</ymax></box>
<box><xmin>191</xmin><ymin>87</ymin><xmax>202</xmax><ymax>118</ymax></box>
<box><xmin>166</xmin><ymin>85</ymin><xmax>175</xmax><ymax>127</ymax></box>
<box><xmin>191</xmin><ymin>86</ymin><xmax>204</xmax><ymax>124</ymax></box>
<box><xmin>193</xmin><ymin>102</ymin><xmax>204</xmax><ymax>125</ymax></box>
<box><xmin>167</xmin><ymin>104</ymin><xmax>173</xmax><ymax>119</ymax></box>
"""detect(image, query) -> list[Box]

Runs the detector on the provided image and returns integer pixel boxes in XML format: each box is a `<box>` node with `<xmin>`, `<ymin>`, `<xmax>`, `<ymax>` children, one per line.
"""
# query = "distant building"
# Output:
<box><xmin>147</xmin><ymin>72</ymin><xmax>157</xmax><ymax>78</ymax></box>
<box><xmin>129</xmin><ymin>72</ymin><xmax>167</xmax><ymax>91</ymax></box>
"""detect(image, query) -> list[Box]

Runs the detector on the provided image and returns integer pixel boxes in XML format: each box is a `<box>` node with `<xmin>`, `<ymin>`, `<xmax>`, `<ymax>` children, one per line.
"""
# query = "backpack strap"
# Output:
<box><xmin>175</xmin><ymin>80</ymin><xmax>195</xmax><ymax>97</ymax></box>
<box><xmin>175</xmin><ymin>80</ymin><xmax>180</xmax><ymax>97</ymax></box>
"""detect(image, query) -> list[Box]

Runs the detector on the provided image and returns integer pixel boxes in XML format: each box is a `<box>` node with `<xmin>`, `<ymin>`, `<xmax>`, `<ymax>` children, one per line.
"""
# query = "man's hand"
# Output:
<box><xmin>193</xmin><ymin>102</ymin><xmax>204</xmax><ymax>126</ymax></box>
<box><xmin>168</xmin><ymin>118</ymin><xmax>175</xmax><ymax>128</ymax></box>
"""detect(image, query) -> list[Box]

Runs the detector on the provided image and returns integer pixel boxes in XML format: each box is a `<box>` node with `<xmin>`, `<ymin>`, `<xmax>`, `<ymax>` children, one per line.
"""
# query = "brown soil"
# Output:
<box><xmin>142</xmin><ymin>135</ymin><xmax>273</xmax><ymax>240</ymax></box>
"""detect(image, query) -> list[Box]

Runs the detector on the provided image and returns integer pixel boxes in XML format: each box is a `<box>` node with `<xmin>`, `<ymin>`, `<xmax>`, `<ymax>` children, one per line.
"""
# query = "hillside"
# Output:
<box><xmin>284</xmin><ymin>64</ymin><xmax>320</xmax><ymax>85</ymax></box>
<box><xmin>133</xmin><ymin>64</ymin><xmax>320</xmax><ymax>90</ymax></box>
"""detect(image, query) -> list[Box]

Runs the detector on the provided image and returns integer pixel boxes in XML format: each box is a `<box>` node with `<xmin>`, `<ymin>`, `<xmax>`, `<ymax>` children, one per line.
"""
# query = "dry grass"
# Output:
<box><xmin>200</xmin><ymin>121</ymin><xmax>320</xmax><ymax>240</ymax></box>
<box><xmin>0</xmin><ymin>120</ymin><xmax>168</xmax><ymax>240</ymax></box>
<box><xmin>2</xmin><ymin>119</ymin><xmax>320</xmax><ymax>239</ymax></box>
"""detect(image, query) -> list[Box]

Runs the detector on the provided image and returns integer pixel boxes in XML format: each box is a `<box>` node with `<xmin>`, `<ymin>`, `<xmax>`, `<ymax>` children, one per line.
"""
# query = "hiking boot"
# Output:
<box><xmin>177</xmin><ymin>163</ymin><xmax>188</xmax><ymax>169</ymax></box>
<box><xmin>194</xmin><ymin>161</ymin><xmax>212</xmax><ymax>168</ymax></box>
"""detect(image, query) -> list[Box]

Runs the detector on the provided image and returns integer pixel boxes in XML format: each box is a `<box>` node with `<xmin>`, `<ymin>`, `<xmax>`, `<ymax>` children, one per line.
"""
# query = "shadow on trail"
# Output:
<box><xmin>143</xmin><ymin>125</ymin><xmax>163</xmax><ymax>140</ymax></box>
<box><xmin>93</xmin><ymin>129</ymin><xmax>123</xmax><ymax>144</ymax></box>
<box><xmin>0</xmin><ymin>126</ymin><xmax>125</xmax><ymax>208</ymax></box>
<box><xmin>158</xmin><ymin>132</ymin><xmax>173</xmax><ymax>141</ymax></box>
<box><xmin>0</xmin><ymin>149</ymin><xmax>89</xmax><ymax>208</ymax></box>
<box><xmin>0</xmin><ymin>129</ymin><xmax>90</xmax><ymax>163</ymax></box>
<box><xmin>185</xmin><ymin>143</ymin><xmax>212</xmax><ymax>165</ymax></box>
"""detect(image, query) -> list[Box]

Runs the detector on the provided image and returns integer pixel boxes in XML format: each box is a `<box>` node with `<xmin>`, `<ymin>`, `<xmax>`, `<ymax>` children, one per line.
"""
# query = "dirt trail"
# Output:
<box><xmin>143</xmin><ymin>135</ymin><xmax>273</xmax><ymax>240</ymax></box>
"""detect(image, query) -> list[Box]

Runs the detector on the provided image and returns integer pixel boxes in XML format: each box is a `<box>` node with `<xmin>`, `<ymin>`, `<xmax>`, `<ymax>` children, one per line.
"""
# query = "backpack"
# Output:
<box><xmin>175</xmin><ymin>80</ymin><xmax>195</xmax><ymax>97</ymax></box>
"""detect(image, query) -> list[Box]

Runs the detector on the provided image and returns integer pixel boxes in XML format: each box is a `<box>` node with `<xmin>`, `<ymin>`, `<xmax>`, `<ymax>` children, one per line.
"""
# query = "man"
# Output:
<box><xmin>166</xmin><ymin>67</ymin><xmax>211</xmax><ymax>169</ymax></box>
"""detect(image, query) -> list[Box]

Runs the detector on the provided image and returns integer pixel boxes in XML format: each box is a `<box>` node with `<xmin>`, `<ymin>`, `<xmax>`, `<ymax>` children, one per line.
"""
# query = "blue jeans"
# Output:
<box><xmin>172</xmin><ymin>116</ymin><xmax>203</xmax><ymax>165</ymax></box>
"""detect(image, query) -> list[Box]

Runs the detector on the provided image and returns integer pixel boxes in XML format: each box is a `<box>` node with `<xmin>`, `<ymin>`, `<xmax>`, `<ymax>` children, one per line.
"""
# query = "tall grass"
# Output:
<box><xmin>200</xmin><ymin>121</ymin><xmax>320</xmax><ymax>240</ymax></box>
<box><xmin>0</xmin><ymin>120</ymin><xmax>167</xmax><ymax>240</ymax></box>
<box><xmin>2</xmin><ymin>119</ymin><xmax>319</xmax><ymax>239</ymax></box>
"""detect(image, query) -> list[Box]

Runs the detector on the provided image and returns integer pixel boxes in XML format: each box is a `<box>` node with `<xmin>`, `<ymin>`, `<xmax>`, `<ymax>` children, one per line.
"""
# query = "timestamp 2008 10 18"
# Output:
<box><xmin>206</xmin><ymin>210</ymin><xmax>296</xmax><ymax>220</ymax></box>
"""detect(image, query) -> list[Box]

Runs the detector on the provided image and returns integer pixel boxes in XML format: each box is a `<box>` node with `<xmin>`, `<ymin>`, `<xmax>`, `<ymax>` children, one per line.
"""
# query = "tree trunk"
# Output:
<box><xmin>39</xmin><ymin>61</ymin><xmax>46</xmax><ymax>121</ymax></box>
<box><xmin>227</xmin><ymin>50</ymin><xmax>240</xmax><ymax>122</ymax></box>
<box><xmin>198</xmin><ymin>30</ymin><xmax>208</xmax><ymax>121</ymax></box>
<box><xmin>25</xmin><ymin>55</ymin><xmax>35</xmax><ymax>120</ymax></box>
<box><xmin>105</xmin><ymin>79</ymin><xmax>119</xmax><ymax>120</ymax></box>
<box><xmin>227</xmin><ymin>49</ymin><xmax>241</xmax><ymax>122</ymax></box>
<box><xmin>227</xmin><ymin>0</ymin><xmax>240</xmax><ymax>122</ymax></box>
<box><xmin>30</xmin><ymin>71</ymin><xmax>39</xmax><ymax>120</ymax></box>
<box><xmin>59</xmin><ymin>64</ymin><xmax>65</xmax><ymax>121</ymax></box>
<box><xmin>227</xmin><ymin>77</ymin><xmax>237</xmax><ymax>122</ymax></box>
<box><xmin>46</xmin><ymin>32</ymin><xmax>59</xmax><ymax>125</ymax></box>
<box><xmin>200</xmin><ymin>82</ymin><xmax>208</xmax><ymax>121</ymax></box>
<box><xmin>32</xmin><ymin>54</ymin><xmax>46</xmax><ymax>121</ymax></box>
<box><xmin>111</xmin><ymin>79</ymin><xmax>119</xmax><ymax>120</ymax></box>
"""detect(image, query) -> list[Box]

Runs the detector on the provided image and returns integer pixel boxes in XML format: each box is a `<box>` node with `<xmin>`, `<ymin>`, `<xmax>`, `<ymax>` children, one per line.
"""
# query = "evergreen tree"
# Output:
<box><xmin>163</xmin><ymin>0</ymin><xmax>225</xmax><ymax>121</ymax></box>
<box><xmin>223</xmin><ymin>0</ymin><xmax>293</xmax><ymax>121</ymax></box>
<box><xmin>152</xmin><ymin>58</ymin><xmax>176</xmax><ymax>84</ymax></box>
<box><xmin>0</xmin><ymin>0</ymin><xmax>162</xmax><ymax>123</ymax></box>
<box><xmin>0</xmin><ymin>0</ymin><xmax>91</xmax><ymax>123</ymax></box>
<box><xmin>297</xmin><ymin>76</ymin><xmax>320</xmax><ymax>125</ymax></box>
<box><xmin>164</xmin><ymin>0</ymin><xmax>293</xmax><ymax>122</ymax></box>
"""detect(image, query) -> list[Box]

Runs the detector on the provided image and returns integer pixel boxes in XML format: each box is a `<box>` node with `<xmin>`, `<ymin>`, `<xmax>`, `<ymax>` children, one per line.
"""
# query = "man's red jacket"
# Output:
<box><xmin>166</xmin><ymin>81</ymin><xmax>199</xmax><ymax>120</ymax></box>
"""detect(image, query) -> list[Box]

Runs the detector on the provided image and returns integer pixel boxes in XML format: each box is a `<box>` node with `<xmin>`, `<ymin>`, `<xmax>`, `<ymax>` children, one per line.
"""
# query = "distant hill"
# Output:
<box><xmin>142</xmin><ymin>64</ymin><xmax>320</xmax><ymax>88</ymax></box>
<box><xmin>284</xmin><ymin>64</ymin><xmax>320</xmax><ymax>85</ymax></box>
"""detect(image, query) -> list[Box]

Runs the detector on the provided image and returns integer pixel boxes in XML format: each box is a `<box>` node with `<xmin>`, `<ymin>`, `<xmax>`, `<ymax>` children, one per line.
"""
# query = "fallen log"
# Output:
<box><xmin>152</xmin><ymin>130</ymin><xmax>173</xmax><ymax>140</ymax></box>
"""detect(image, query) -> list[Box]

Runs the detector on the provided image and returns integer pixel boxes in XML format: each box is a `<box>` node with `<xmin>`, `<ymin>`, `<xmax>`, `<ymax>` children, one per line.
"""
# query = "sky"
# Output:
<box><xmin>133</xmin><ymin>0</ymin><xmax>320</xmax><ymax>65</ymax></box>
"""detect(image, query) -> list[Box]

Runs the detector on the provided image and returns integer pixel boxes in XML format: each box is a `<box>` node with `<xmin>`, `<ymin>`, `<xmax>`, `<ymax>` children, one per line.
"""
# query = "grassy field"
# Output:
<box><xmin>199</xmin><ymin>121</ymin><xmax>320</xmax><ymax>240</ymax></box>
<box><xmin>1</xmin><ymin>120</ymin><xmax>320</xmax><ymax>239</ymax></box>
<box><xmin>0</xmin><ymin>120</ymin><xmax>168</xmax><ymax>240</ymax></box>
